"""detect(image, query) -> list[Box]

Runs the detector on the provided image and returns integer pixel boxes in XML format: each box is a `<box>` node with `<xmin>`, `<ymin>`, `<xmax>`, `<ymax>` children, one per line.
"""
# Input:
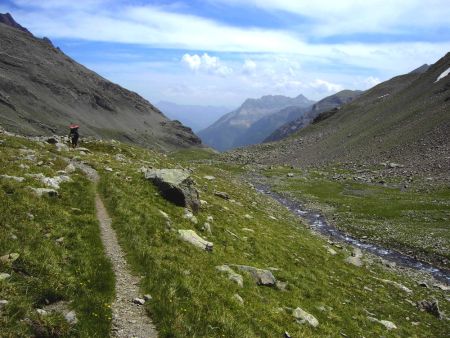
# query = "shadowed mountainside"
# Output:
<box><xmin>0</xmin><ymin>14</ymin><xmax>201</xmax><ymax>151</ymax></box>
<box><xmin>265</xmin><ymin>90</ymin><xmax>362</xmax><ymax>143</ymax></box>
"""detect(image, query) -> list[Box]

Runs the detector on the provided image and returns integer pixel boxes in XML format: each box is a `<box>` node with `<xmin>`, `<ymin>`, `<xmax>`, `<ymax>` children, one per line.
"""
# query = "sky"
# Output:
<box><xmin>1</xmin><ymin>0</ymin><xmax>450</xmax><ymax>107</ymax></box>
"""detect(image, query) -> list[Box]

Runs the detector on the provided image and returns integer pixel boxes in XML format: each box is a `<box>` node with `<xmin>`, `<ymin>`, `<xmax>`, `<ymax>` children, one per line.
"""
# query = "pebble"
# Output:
<box><xmin>133</xmin><ymin>298</ymin><xmax>146</xmax><ymax>305</ymax></box>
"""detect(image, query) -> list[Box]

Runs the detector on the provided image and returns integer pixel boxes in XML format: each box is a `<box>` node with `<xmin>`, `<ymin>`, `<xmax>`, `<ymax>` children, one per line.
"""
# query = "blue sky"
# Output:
<box><xmin>2</xmin><ymin>0</ymin><xmax>450</xmax><ymax>107</ymax></box>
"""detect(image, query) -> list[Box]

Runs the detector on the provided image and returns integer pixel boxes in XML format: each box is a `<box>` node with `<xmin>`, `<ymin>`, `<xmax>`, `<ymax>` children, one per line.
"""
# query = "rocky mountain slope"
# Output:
<box><xmin>197</xmin><ymin>94</ymin><xmax>314</xmax><ymax>151</ymax></box>
<box><xmin>156</xmin><ymin>101</ymin><xmax>231</xmax><ymax>132</ymax></box>
<box><xmin>0</xmin><ymin>14</ymin><xmax>201</xmax><ymax>151</ymax></box>
<box><xmin>225</xmin><ymin>53</ymin><xmax>450</xmax><ymax>176</ymax></box>
<box><xmin>265</xmin><ymin>90</ymin><xmax>362</xmax><ymax>142</ymax></box>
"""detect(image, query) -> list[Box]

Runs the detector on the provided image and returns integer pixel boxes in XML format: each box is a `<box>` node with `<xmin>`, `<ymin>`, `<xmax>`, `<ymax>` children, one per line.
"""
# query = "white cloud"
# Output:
<box><xmin>364</xmin><ymin>76</ymin><xmax>381</xmax><ymax>88</ymax></box>
<box><xmin>181</xmin><ymin>53</ymin><xmax>233</xmax><ymax>76</ymax></box>
<box><xmin>211</xmin><ymin>0</ymin><xmax>450</xmax><ymax>37</ymax></box>
<box><xmin>181</xmin><ymin>54</ymin><xmax>201</xmax><ymax>71</ymax></box>
<box><xmin>242</xmin><ymin>59</ymin><xmax>257</xmax><ymax>74</ymax></box>
<box><xmin>309</xmin><ymin>79</ymin><xmax>343</xmax><ymax>93</ymax></box>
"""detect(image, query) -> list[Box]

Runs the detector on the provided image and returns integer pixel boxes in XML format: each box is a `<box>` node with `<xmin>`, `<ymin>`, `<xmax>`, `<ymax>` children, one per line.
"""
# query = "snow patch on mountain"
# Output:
<box><xmin>435</xmin><ymin>67</ymin><xmax>450</xmax><ymax>83</ymax></box>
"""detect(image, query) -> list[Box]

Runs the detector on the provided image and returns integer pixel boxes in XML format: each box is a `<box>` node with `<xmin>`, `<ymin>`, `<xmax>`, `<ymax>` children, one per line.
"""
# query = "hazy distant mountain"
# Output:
<box><xmin>197</xmin><ymin>94</ymin><xmax>314</xmax><ymax>151</ymax></box>
<box><xmin>156</xmin><ymin>101</ymin><xmax>232</xmax><ymax>132</ymax></box>
<box><xmin>0</xmin><ymin>14</ymin><xmax>201</xmax><ymax>150</ymax></box>
<box><xmin>265</xmin><ymin>90</ymin><xmax>362</xmax><ymax>142</ymax></box>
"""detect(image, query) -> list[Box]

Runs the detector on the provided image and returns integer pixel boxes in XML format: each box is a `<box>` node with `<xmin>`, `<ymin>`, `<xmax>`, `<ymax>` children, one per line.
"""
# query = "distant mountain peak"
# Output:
<box><xmin>0</xmin><ymin>13</ymin><xmax>32</xmax><ymax>35</ymax></box>
<box><xmin>409</xmin><ymin>64</ymin><xmax>430</xmax><ymax>74</ymax></box>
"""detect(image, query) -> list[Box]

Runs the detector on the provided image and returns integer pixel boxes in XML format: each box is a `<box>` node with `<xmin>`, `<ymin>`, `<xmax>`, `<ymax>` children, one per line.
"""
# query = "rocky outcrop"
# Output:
<box><xmin>144</xmin><ymin>169</ymin><xmax>200</xmax><ymax>212</ymax></box>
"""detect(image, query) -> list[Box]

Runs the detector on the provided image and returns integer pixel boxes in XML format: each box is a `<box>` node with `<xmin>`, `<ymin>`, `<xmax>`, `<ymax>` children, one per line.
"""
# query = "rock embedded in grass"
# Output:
<box><xmin>178</xmin><ymin>229</ymin><xmax>213</xmax><ymax>251</ymax></box>
<box><xmin>292</xmin><ymin>307</ymin><xmax>319</xmax><ymax>327</ymax></box>
<box><xmin>144</xmin><ymin>168</ymin><xmax>200</xmax><ymax>213</ymax></box>
<box><xmin>65</xmin><ymin>310</ymin><xmax>78</xmax><ymax>325</ymax></box>
<box><xmin>29</xmin><ymin>187</ymin><xmax>59</xmax><ymax>197</ymax></box>
<box><xmin>233</xmin><ymin>265</ymin><xmax>277</xmax><ymax>286</ymax></box>
<box><xmin>0</xmin><ymin>273</ymin><xmax>10</xmax><ymax>281</ymax></box>
<box><xmin>0</xmin><ymin>299</ymin><xmax>8</xmax><ymax>310</ymax></box>
<box><xmin>216</xmin><ymin>265</ymin><xmax>244</xmax><ymax>287</ymax></box>
<box><xmin>214</xmin><ymin>191</ymin><xmax>230</xmax><ymax>200</ymax></box>
<box><xmin>367</xmin><ymin>316</ymin><xmax>397</xmax><ymax>330</ymax></box>
<box><xmin>233</xmin><ymin>294</ymin><xmax>244</xmax><ymax>304</ymax></box>
<box><xmin>0</xmin><ymin>175</ymin><xmax>25</xmax><ymax>182</ymax></box>
<box><xmin>417</xmin><ymin>299</ymin><xmax>442</xmax><ymax>319</ymax></box>
<box><xmin>0</xmin><ymin>253</ymin><xmax>20</xmax><ymax>265</ymax></box>
<box><xmin>345</xmin><ymin>248</ymin><xmax>363</xmax><ymax>266</ymax></box>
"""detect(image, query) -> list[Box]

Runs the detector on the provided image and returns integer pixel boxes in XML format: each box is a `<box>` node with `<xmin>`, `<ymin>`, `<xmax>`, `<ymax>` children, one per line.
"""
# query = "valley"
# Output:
<box><xmin>0</xmin><ymin>9</ymin><xmax>449</xmax><ymax>338</ymax></box>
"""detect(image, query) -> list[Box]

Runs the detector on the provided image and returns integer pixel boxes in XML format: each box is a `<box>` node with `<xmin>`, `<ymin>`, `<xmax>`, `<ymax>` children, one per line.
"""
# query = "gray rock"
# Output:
<box><xmin>367</xmin><ymin>316</ymin><xmax>397</xmax><ymax>330</ymax></box>
<box><xmin>179</xmin><ymin>230</ymin><xmax>213</xmax><ymax>251</ymax></box>
<box><xmin>345</xmin><ymin>248</ymin><xmax>363</xmax><ymax>266</ymax></box>
<box><xmin>64</xmin><ymin>310</ymin><xmax>78</xmax><ymax>325</ymax></box>
<box><xmin>30</xmin><ymin>187</ymin><xmax>59</xmax><ymax>197</ymax></box>
<box><xmin>144</xmin><ymin>169</ymin><xmax>200</xmax><ymax>213</ymax></box>
<box><xmin>0</xmin><ymin>175</ymin><xmax>25</xmax><ymax>182</ymax></box>
<box><xmin>0</xmin><ymin>273</ymin><xmax>10</xmax><ymax>281</ymax></box>
<box><xmin>0</xmin><ymin>253</ymin><xmax>20</xmax><ymax>264</ymax></box>
<box><xmin>377</xmin><ymin>278</ymin><xmax>412</xmax><ymax>294</ymax></box>
<box><xmin>55</xmin><ymin>143</ymin><xmax>69</xmax><ymax>152</ymax></box>
<box><xmin>65</xmin><ymin>163</ymin><xmax>76</xmax><ymax>173</ymax></box>
<box><xmin>216</xmin><ymin>265</ymin><xmax>244</xmax><ymax>287</ymax></box>
<box><xmin>232</xmin><ymin>294</ymin><xmax>244</xmax><ymax>304</ymax></box>
<box><xmin>417</xmin><ymin>300</ymin><xmax>442</xmax><ymax>319</ymax></box>
<box><xmin>214</xmin><ymin>191</ymin><xmax>230</xmax><ymax>200</ymax></box>
<box><xmin>202</xmin><ymin>222</ymin><xmax>212</xmax><ymax>235</ymax></box>
<box><xmin>36</xmin><ymin>309</ymin><xmax>48</xmax><ymax>316</ymax></box>
<box><xmin>293</xmin><ymin>307</ymin><xmax>319</xmax><ymax>327</ymax></box>
<box><xmin>287</xmin><ymin>173</ymin><xmax>294</xmax><ymax>177</ymax></box>
<box><xmin>203</xmin><ymin>175</ymin><xmax>216</xmax><ymax>181</ymax></box>
<box><xmin>0</xmin><ymin>299</ymin><xmax>8</xmax><ymax>310</ymax></box>
<box><xmin>234</xmin><ymin>265</ymin><xmax>276</xmax><ymax>286</ymax></box>
<box><xmin>183</xmin><ymin>209</ymin><xmax>198</xmax><ymax>224</ymax></box>
<box><xmin>143</xmin><ymin>294</ymin><xmax>152</xmax><ymax>301</ymax></box>
<box><xmin>133</xmin><ymin>298</ymin><xmax>146</xmax><ymax>305</ymax></box>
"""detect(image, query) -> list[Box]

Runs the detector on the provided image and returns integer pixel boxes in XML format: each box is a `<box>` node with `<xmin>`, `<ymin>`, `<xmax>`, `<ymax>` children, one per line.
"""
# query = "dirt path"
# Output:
<box><xmin>72</xmin><ymin>161</ymin><xmax>158</xmax><ymax>337</ymax></box>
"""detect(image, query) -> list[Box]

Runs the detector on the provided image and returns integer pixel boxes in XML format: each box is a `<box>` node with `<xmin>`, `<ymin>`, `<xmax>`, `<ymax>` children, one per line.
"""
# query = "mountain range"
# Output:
<box><xmin>155</xmin><ymin>101</ymin><xmax>231</xmax><ymax>132</ymax></box>
<box><xmin>0</xmin><ymin>13</ymin><xmax>201</xmax><ymax>150</ymax></box>
<box><xmin>197</xmin><ymin>94</ymin><xmax>315</xmax><ymax>151</ymax></box>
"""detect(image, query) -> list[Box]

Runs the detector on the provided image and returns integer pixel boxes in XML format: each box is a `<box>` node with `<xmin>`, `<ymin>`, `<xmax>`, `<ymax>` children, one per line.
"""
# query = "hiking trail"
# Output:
<box><xmin>72</xmin><ymin>160</ymin><xmax>158</xmax><ymax>338</ymax></box>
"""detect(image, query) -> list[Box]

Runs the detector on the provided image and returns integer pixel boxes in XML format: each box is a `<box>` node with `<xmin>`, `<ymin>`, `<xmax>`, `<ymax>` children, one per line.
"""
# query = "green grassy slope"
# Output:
<box><xmin>0</xmin><ymin>135</ymin><xmax>114</xmax><ymax>337</ymax></box>
<box><xmin>82</xmin><ymin>142</ymin><xmax>449</xmax><ymax>337</ymax></box>
<box><xmin>1</xmin><ymin>132</ymin><xmax>449</xmax><ymax>337</ymax></box>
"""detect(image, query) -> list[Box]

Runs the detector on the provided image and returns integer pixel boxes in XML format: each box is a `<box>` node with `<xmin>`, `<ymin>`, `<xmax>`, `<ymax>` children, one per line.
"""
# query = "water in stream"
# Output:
<box><xmin>255</xmin><ymin>184</ymin><xmax>450</xmax><ymax>284</ymax></box>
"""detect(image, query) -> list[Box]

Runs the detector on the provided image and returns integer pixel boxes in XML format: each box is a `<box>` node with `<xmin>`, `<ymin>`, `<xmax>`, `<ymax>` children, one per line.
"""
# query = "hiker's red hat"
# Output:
<box><xmin>69</xmin><ymin>124</ymin><xmax>79</xmax><ymax>129</ymax></box>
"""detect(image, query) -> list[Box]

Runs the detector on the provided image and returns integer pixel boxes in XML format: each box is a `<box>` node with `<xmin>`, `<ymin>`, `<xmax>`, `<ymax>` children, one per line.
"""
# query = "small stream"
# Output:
<box><xmin>255</xmin><ymin>184</ymin><xmax>450</xmax><ymax>284</ymax></box>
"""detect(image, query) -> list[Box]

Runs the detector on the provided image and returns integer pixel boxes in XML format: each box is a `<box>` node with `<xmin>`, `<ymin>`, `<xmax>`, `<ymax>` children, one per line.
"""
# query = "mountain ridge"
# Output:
<box><xmin>198</xmin><ymin>93</ymin><xmax>314</xmax><ymax>151</ymax></box>
<box><xmin>0</xmin><ymin>14</ymin><xmax>201</xmax><ymax>151</ymax></box>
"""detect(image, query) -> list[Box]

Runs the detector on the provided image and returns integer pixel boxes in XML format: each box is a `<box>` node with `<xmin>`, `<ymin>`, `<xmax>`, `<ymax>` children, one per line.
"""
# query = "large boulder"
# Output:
<box><xmin>144</xmin><ymin>169</ymin><xmax>200</xmax><ymax>212</ymax></box>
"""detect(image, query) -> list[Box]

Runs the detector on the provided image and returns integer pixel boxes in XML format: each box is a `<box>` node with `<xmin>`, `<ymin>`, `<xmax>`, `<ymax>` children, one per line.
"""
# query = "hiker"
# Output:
<box><xmin>68</xmin><ymin>123</ymin><xmax>79</xmax><ymax>148</ymax></box>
